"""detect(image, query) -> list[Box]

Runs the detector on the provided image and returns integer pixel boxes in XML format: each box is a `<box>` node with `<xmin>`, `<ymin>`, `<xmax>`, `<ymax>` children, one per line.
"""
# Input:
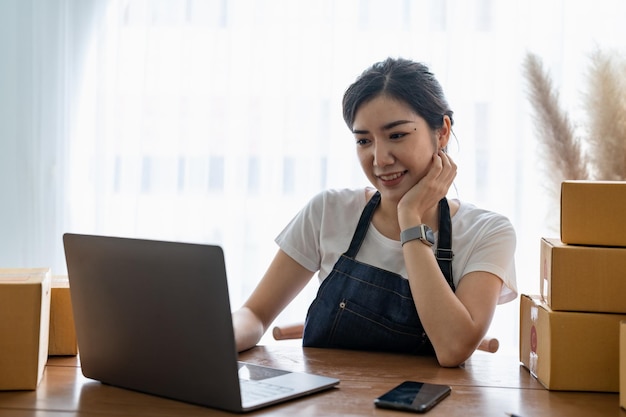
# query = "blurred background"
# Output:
<box><xmin>2</xmin><ymin>0</ymin><xmax>625</xmax><ymax>354</ymax></box>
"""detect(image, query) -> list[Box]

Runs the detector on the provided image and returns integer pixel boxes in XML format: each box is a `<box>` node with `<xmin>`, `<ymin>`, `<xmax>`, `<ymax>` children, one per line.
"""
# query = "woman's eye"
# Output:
<box><xmin>390</xmin><ymin>133</ymin><xmax>406</xmax><ymax>140</ymax></box>
<box><xmin>356</xmin><ymin>138</ymin><xmax>370</xmax><ymax>146</ymax></box>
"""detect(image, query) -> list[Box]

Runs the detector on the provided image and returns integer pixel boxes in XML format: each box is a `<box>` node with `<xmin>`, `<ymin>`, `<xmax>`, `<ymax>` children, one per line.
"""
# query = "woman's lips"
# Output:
<box><xmin>377</xmin><ymin>170</ymin><xmax>407</xmax><ymax>186</ymax></box>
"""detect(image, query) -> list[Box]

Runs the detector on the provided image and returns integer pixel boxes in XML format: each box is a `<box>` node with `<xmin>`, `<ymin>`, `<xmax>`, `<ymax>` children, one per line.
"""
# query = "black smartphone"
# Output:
<box><xmin>374</xmin><ymin>381</ymin><xmax>451</xmax><ymax>413</ymax></box>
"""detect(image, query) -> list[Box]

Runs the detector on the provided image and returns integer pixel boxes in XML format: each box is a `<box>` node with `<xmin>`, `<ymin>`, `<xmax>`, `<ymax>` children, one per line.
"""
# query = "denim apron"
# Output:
<box><xmin>302</xmin><ymin>191</ymin><xmax>454</xmax><ymax>355</ymax></box>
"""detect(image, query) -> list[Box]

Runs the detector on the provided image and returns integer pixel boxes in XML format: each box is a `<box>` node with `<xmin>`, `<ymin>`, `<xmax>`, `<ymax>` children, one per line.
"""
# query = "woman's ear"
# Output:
<box><xmin>437</xmin><ymin>115</ymin><xmax>452</xmax><ymax>150</ymax></box>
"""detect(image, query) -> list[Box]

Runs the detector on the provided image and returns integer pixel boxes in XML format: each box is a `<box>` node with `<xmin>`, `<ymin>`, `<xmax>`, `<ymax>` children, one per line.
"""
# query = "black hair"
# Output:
<box><xmin>342</xmin><ymin>57</ymin><xmax>454</xmax><ymax>133</ymax></box>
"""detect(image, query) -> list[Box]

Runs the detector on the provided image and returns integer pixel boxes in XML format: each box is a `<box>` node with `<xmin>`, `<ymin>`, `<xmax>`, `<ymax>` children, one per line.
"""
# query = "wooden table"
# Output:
<box><xmin>0</xmin><ymin>346</ymin><xmax>622</xmax><ymax>416</ymax></box>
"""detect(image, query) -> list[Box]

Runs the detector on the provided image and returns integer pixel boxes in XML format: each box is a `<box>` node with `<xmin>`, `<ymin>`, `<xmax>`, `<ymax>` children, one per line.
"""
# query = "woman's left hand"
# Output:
<box><xmin>397</xmin><ymin>150</ymin><xmax>457</xmax><ymax>227</ymax></box>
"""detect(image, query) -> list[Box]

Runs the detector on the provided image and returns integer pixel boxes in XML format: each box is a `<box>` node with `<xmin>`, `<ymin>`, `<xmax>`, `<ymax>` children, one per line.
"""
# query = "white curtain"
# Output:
<box><xmin>0</xmin><ymin>0</ymin><xmax>108</xmax><ymax>273</ymax></box>
<box><xmin>2</xmin><ymin>0</ymin><xmax>625</xmax><ymax>353</ymax></box>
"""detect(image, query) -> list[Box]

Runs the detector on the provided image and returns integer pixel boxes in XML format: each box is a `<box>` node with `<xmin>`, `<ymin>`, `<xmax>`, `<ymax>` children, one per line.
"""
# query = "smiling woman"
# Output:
<box><xmin>232</xmin><ymin>58</ymin><xmax>517</xmax><ymax>367</ymax></box>
<box><xmin>3</xmin><ymin>0</ymin><xmax>626</xmax><ymax>359</ymax></box>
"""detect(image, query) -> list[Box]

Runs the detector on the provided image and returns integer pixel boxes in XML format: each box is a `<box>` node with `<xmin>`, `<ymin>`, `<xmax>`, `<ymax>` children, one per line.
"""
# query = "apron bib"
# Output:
<box><xmin>302</xmin><ymin>191</ymin><xmax>454</xmax><ymax>355</ymax></box>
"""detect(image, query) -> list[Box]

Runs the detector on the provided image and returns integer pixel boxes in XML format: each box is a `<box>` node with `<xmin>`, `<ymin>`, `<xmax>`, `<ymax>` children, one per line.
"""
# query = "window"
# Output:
<box><xmin>4</xmin><ymin>0</ymin><xmax>626</xmax><ymax>354</ymax></box>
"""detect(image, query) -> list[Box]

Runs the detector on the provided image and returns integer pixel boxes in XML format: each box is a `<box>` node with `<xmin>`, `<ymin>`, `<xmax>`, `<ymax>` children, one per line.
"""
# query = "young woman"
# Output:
<box><xmin>232</xmin><ymin>57</ymin><xmax>517</xmax><ymax>367</ymax></box>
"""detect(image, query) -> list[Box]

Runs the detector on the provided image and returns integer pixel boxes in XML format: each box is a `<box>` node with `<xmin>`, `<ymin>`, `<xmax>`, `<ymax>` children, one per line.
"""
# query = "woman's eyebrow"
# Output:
<box><xmin>352</xmin><ymin>119</ymin><xmax>415</xmax><ymax>134</ymax></box>
<box><xmin>383</xmin><ymin>119</ymin><xmax>415</xmax><ymax>130</ymax></box>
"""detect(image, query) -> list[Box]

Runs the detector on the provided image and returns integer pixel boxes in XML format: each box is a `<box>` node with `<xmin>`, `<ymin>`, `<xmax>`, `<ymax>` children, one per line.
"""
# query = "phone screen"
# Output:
<box><xmin>374</xmin><ymin>381</ymin><xmax>451</xmax><ymax>413</ymax></box>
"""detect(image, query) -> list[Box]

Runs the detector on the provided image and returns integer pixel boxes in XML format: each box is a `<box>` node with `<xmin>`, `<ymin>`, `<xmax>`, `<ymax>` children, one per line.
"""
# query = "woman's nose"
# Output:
<box><xmin>373</xmin><ymin>141</ymin><xmax>394</xmax><ymax>167</ymax></box>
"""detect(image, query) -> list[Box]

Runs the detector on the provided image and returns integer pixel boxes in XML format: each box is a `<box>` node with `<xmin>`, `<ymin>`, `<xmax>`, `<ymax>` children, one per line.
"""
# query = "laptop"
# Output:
<box><xmin>62</xmin><ymin>233</ymin><xmax>339</xmax><ymax>412</ymax></box>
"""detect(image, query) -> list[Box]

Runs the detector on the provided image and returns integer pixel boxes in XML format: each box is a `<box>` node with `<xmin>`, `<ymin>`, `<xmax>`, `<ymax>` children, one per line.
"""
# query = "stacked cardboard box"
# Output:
<box><xmin>621</xmin><ymin>322</ymin><xmax>626</xmax><ymax>409</ymax></box>
<box><xmin>520</xmin><ymin>181</ymin><xmax>626</xmax><ymax>393</ymax></box>
<box><xmin>48</xmin><ymin>275</ymin><xmax>78</xmax><ymax>356</ymax></box>
<box><xmin>0</xmin><ymin>268</ymin><xmax>51</xmax><ymax>390</ymax></box>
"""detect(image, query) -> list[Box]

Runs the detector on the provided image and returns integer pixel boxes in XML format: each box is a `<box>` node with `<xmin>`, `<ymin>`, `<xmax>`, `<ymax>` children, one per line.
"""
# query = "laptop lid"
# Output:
<box><xmin>63</xmin><ymin>233</ymin><xmax>339</xmax><ymax>412</ymax></box>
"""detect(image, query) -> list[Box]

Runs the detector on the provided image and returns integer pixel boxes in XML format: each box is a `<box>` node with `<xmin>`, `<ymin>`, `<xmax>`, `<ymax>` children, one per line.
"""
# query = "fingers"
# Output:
<box><xmin>410</xmin><ymin>151</ymin><xmax>454</xmax><ymax>206</ymax></box>
<box><xmin>436</xmin><ymin>149</ymin><xmax>457</xmax><ymax>187</ymax></box>
<box><xmin>398</xmin><ymin>150</ymin><xmax>456</xmax><ymax>217</ymax></box>
<box><xmin>426</xmin><ymin>150</ymin><xmax>455</xmax><ymax>182</ymax></box>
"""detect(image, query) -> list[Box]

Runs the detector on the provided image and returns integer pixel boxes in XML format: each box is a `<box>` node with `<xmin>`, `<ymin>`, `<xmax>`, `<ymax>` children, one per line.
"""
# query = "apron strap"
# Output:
<box><xmin>435</xmin><ymin>198</ymin><xmax>455</xmax><ymax>290</ymax></box>
<box><xmin>344</xmin><ymin>191</ymin><xmax>381</xmax><ymax>258</ymax></box>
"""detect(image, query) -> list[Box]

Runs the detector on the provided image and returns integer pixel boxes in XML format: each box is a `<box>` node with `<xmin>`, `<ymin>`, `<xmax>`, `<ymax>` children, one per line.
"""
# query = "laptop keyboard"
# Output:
<box><xmin>240</xmin><ymin>379</ymin><xmax>295</xmax><ymax>402</ymax></box>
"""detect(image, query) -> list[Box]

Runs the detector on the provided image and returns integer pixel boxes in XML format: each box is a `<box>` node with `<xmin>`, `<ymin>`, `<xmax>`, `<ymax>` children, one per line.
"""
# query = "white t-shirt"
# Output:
<box><xmin>275</xmin><ymin>188</ymin><xmax>518</xmax><ymax>304</ymax></box>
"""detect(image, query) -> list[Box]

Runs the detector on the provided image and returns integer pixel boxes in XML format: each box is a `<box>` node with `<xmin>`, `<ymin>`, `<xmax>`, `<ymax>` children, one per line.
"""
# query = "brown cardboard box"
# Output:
<box><xmin>0</xmin><ymin>268</ymin><xmax>51</xmax><ymax>390</ymax></box>
<box><xmin>48</xmin><ymin>275</ymin><xmax>78</xmax><ymax>356</ymax></box>
<box><xmin>561</xmin><ymin>180</ymin><xmax>626</xmax><ymax>247</ymax></box>
<box><xmin>621</xmin><ymin>321</ymin><xmax>626</xmax><ymax>409</ymax></box>
<box><xmin>520</xmin><ymin>294</ymin><xmax>625</xmax><ymax>392</ymax></box>
<box><xmin>540</xmin><ymin>237</ymin><xmax>626</xmax><ymax>313</ymax></box>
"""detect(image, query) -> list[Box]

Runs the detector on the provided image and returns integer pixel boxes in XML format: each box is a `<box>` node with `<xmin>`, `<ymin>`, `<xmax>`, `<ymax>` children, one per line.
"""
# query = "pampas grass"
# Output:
<box><xmin>523</xmin><ymin>53</ymin><xmax>588</xmax><ymax>206</ymax></box>
<box><xmin>583</xmin><ymin>48</ymin><xmax>626</xmax><ymax>180</ymax></box>
<box><xmin>523</xmin><ymin>49</ymin><xmax>626</xmax><ymax>224</ymax></box>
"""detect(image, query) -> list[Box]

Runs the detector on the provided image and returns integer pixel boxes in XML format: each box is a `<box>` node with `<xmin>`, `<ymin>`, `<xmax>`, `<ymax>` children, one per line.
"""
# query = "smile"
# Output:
<box><xmin>378</xmin><ymin>171</ymin><xmax>407</xmax><ymax>181</ymax></box>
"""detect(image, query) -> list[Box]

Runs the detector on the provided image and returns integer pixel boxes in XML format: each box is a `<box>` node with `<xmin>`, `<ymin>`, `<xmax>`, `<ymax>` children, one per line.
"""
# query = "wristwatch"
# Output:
<box><xmin>400</xmin><ymin>224</ymin><xmax>435</xmax><ymax>247</ymax></box>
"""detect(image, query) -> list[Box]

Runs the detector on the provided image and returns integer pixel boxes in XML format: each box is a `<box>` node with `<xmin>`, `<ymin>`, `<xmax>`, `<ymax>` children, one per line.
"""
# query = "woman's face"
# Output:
<box><xmin>352</xmin><ymin>95</ymin><xmax>440</xmax><ymax>204</ymax></box>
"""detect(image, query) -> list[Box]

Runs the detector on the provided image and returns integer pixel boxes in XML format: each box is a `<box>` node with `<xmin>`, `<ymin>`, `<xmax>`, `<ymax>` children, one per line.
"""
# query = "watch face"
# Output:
<box><xmin>423</xmin><ymin>225</ymin><xmax>435</xmax><ymax>245</ymax></box>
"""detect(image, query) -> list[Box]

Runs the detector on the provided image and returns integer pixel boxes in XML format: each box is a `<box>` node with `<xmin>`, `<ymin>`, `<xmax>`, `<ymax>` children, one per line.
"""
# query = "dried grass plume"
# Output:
<box><xmin>522</xmin><ymin>52</ymin><xmax>588</xmax><ymax>203</ymax></box>
<box><xmin>583</xmin><ymin>47</ymin><xmax>626</xmax><ymax>180</ymax></box>
<box><xmin>523</xmin><ymin>48</ymin><xmax>626</xmax><ymax>229</ymax></box>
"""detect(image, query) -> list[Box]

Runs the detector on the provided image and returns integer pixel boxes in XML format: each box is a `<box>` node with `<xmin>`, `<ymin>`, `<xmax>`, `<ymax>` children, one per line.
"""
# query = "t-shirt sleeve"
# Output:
<box><xmin>462</xmin><ymin>214</ymin><xmax>518</xmax><ymax>304</ymax></box>
<box><xmin>274</xmin><ymin>191</ymin><xmax>325</xmax><ymax>272</ymax></box>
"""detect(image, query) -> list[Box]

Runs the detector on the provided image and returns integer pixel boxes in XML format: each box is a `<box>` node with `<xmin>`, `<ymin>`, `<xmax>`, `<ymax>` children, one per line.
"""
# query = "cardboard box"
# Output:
<box><xmin>561</xmin><ymin>180</ymin><xmax>626</xmax><ymax>247</ymax></box>
<box><xmin>520</xmin><ymin>294</ymin><xmax>625</xmax><ymax>392</ymax></box>
<box><xmin>0</xmin><ymin>268</ymin><xmax>51</xmax><ymax>390</ymax></box>
<box><xmin>48</xmin><ymin>275</ymin><xmax>78</xmax><ymax>356</ymax></box>
<box><xmin>621</xmin><ymin>321</ymin><xmax>626</xmax><ymax>409</ymax></box>
<box><xmin>540</xmin><ymin>237</ymin><xmax>626</xmax><ymax>313</ymax></box>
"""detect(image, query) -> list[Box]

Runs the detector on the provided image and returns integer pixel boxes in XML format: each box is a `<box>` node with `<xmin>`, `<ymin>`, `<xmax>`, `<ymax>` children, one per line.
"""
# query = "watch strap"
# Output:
<box><xmin>400</xmin><ymin>224</ymin><xmax>434</xmax><ymax>246</ymax></box>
